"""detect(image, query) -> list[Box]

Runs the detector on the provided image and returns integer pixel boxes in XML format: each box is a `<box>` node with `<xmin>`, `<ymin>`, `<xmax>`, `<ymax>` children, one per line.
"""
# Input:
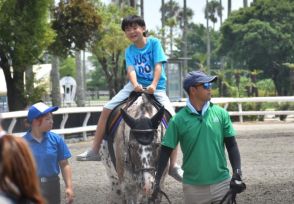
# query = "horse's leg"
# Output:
<box><xmin>122</xmin><ymin>183</ymin><xmax>138</xmax><ymax>204</ymax></box>
<box><xmin>100</xmin><ymin>140</ymin><xmax>124</xmax><ymax>204</ymax></box>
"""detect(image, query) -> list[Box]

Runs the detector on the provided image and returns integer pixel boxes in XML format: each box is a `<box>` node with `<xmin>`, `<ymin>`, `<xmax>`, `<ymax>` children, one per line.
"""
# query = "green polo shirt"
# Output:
<box><xmin>162</xmin><ymin>103</ymin><xmax>235</xmax><ymax>185</ymax></box>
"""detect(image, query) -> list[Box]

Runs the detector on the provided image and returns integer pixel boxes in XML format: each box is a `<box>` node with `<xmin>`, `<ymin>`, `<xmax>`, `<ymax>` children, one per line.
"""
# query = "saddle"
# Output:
<box><xmin>104</xmin><ymin>91</ymin><xmax>172</xmax><ymax>170</ymax></box>
<box><xmin>104</xmin><ymin>91</ymin><xmax>171</xmax><ymax>141</ymax></box>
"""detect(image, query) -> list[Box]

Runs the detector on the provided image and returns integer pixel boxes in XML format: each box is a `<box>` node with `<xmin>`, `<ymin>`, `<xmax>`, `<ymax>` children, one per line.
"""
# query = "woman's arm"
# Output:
<box><xmin>59</xmin><ymin>159</ymin><xmax>74</xmax><ymax>204</ymax></box>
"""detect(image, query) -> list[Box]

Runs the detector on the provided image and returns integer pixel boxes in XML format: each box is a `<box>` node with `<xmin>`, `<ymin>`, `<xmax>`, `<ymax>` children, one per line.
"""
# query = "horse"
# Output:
<box><xmin>99</xmin><ymin>92</ymin><xmax>170</xmax><ymax>204</ymax></box>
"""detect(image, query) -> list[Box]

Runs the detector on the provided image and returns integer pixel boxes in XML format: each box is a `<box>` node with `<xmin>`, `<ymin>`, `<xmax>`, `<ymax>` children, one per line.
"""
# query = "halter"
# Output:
<box><xmin>126</xmin><ymin>128</ymin><xmax>161</xmax><ymax>174</ymax></box>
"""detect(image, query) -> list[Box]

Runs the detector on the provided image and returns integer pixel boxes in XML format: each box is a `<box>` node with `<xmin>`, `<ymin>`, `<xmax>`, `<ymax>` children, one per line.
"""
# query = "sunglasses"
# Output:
<box><xmin>195</xmin><ymin>82</ymin><xmax>213</xmax><ymax>90</ymax></box>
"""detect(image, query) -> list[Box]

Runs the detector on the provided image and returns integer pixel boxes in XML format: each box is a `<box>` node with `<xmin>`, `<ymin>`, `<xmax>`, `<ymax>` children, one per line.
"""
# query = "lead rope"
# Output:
<box><xmin>219</xmin><ymin>190</ymin><xmax>237</xmax><ymax>204</ymax></box>
<box><xmin>148</xmin><ymin>189</ymin><xmax>172</xmax><ymax>204</ymax></box>
<box><xmin>159</xmin><ymin>189</ymin><xmax>172</xmax><ymax>204</ymax></box>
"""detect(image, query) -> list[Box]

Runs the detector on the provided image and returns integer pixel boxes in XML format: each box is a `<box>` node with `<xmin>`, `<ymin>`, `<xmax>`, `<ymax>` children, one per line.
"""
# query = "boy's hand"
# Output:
<box><xmin>134</xmin><ymin>84</ymin><xmax>143</xmax><ymax>92</ymax></box>
<box><xmin>146</xmin><ymin>84</ymin><xmax>156</xmax><ymax>94</ymax></box>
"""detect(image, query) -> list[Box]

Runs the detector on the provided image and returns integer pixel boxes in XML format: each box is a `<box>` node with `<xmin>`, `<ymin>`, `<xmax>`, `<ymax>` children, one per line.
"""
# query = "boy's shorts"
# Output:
<box><xmin>104</xmin><ymin>82</ymin><xmax>175</xmax><ymax>115</ymax></box>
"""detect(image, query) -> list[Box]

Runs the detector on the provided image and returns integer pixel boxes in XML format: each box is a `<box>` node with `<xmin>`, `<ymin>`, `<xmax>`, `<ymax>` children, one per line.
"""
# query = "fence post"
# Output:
<box><xmin>238</xmin><ymin>103</ymin><xmax>243</xmax><ymax>123</ymax></box>
<box><xmin>60</xmin><ymin>113</ymin><xmax>69</xmax><ymax>139</ymax></box>
<box><xmin>82</xmin><ymin>112</ymin><xmax>91</xmax><ymax>140</ymax></box>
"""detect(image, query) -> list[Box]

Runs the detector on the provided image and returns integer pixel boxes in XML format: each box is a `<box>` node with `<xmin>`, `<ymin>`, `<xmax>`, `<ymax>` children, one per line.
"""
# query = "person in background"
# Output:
<box><xmin>0</xmin><ymin>134</ymin><xmax>45</xmax><ymax>204</ymax></box>
<box><xmin>23</xmin><ymin>102</ymin><xmax>74</xmax><ymax>204</ymax></box>
<box><xmin>153</xmin><ymin>71</ymin><xmax>246</xmax><ymax>203</ymax></box>
<box><xmin>77</xmin><ymin>15</ymin><xmax>183</xmax><ymax>181</ymax></box>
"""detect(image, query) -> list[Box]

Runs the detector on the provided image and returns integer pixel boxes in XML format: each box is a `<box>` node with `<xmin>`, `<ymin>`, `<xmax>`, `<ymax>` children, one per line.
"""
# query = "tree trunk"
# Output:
<box><xmin>75</xmin><ymin>50</ymin><xmax>85</xmax><ymax>106</ymax></box>
<box><xmin>183</xmin><ymin>0</ymin><xmax>188</xmax><ymax>73</ymax></box>
<box><xmin>219</xmin><ymin>0</ymin><xmax>223</xmax><ymax>25</ymax></box>
<box><xmin>228</xmin><ymin>0</ymin><xmax>232</xmax><ymax>16</ymax></box>
<box><xmin>25</xmin><ymin>66</ymin><xmax>34</xmax><ymax>101</ymax></box>
<box><xmin>170</xmin><ymin>27</ymin><xmax>173</xmax><ymax>56</ymax></box>
<box><xmin>50</xmin><ymin>55</ymin><xmax>61</xmax><ymax>106</ymax></box>
<box><xmin>0</xmin><ymin>52</ymin><xmax>26</xmax><ymax>111</ymax></box>
<box><xmin>140</xmin><ymin>0</ymin><xmax>144</xmax><ymax>18</ymax></box>
<box><xmin>98</xmin><ymin>57</ymin><xmax>115</xmax><ymax>98</ymax></box>
<box><xmin>129</xmin><ymin>0</ymin><xmax>136</xmax><ymax>8</ymax></box>
<box><xmin>243</xmin><ymin>0</ymin><xmax>248</xmax><ymax>7</ymax></box>
<box><xmin>4</xmin><ymin>67</ymin><xmax>26</xmax><ymax>111</ymax></box>
<box><xmin>169</xmin><ymin>0</ymin><xmax>173</xmax><ymax>57</ymax></box>
<box><xmin>161</xmin><ymin>0</ymin><xmax>166</xmax><ymax>51</ymax></box>
<box><xmin>206</xmin><ymin>0</ymin><xmax>211</xmax><ymax>73</ymax></box>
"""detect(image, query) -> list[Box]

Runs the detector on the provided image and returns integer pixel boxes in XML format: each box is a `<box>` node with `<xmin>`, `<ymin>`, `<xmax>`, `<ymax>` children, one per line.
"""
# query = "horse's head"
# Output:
<box><xmin>121</xmin><ymin>102</ymin><xmax>165</xmax><ymax>196</ymax></box>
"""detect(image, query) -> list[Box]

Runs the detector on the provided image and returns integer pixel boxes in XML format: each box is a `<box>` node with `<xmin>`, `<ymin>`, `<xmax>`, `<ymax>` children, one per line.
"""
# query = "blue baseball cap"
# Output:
<box><xmin>183</xmin><ymin>71</ymin><xmax>217</xmax><ymax>93</ymax></box>
<box><xmin>27</xmin><ymin>102</ymin><xmax>58</xmax><ymax>122</ymax></box>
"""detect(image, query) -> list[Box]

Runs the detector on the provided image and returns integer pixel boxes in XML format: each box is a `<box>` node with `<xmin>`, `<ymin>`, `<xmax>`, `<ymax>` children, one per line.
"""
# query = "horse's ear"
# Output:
<box><xmin>151</xmin><ymin>106</ymin><xmax>165</xmax><ymax>129</ymax></box>
<box><xmin>121</xmin><ymin>108</ymin><xmax>136</xmax><ymax>128</ymax></box>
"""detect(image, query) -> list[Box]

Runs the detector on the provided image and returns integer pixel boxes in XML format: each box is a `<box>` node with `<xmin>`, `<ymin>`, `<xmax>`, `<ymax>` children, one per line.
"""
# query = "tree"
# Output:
<box><xmin>50</xmin><ymin>0</ymin><xmax>102</xmax><ymax>106</ymax></box>
<box><xmin>160</xmin><ymin>0</ymin><xmax>180</xmax><ymax>56</ymax></box>
<box><xmin>59</xmin><ymin>57</ymin><xmax>76</xmax><ymax>78</ymax></box>
<box><xmin>0</xmin><ymin>0</ymin><xmax>54</xmax><ymax>111</ymax></box>
<box><xmin>205</xmin><ymin>0</ymin><xmax>223</xmax><ymax>30</ymax></box>
<box><xmin>174</xmin><ymin>23</ymin><xmax>220</xmax><ymax>71</ymax></box>
<box><xmin>90</xmin><ymin>4</ymin><xmax>136</xmax><ymax>98</ymax></box>
<box><xmin>87</xmin><ymin>55</ymin><xmax>108</xmax><ymax>91</ymax></box>
<box><xmin>219</xmin><ymin>0</ymin><xmax>294</xmax><ymax>95</ymax></box>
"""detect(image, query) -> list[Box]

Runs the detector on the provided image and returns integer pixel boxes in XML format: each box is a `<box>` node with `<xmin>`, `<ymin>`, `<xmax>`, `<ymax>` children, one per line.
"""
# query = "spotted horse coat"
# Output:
<box><xmin>100</xmin><ymin>92</ymin><xmax>170</xmax><ymax>204</ymax></box>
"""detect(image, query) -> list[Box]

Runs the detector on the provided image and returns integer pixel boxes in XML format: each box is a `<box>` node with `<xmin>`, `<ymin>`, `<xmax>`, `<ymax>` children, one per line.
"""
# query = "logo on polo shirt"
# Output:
<box><xmin>213</xmin><ymin>117</ymin><xmax>220</xmax><ymax>123</ymax></box>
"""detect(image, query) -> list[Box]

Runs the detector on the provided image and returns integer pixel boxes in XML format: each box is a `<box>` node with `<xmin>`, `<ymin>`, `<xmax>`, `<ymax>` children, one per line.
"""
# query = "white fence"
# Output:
<box><xmin>1</xmin><ymin>96</ymin><xmax>294</xmax><ymax>139</ymax></box>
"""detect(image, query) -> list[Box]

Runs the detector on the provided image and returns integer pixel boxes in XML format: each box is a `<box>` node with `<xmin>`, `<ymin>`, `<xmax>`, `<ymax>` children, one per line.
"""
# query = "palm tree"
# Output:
<box><xmin>205</xmin><ymin>0</ymin><xmax>223</xmax><ymax>30</ymax></box>
<box><xmin>160</xmin><ymin>0</ymin><xmax>180</xmax><ymax>56</ymax></box>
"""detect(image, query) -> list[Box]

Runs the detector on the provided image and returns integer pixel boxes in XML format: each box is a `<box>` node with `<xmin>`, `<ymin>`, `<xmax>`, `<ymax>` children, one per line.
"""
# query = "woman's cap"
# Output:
<box><xmin>27</xmin><ymin>102</ymin><xmax>58</xmax><ymax>122</ymax></box>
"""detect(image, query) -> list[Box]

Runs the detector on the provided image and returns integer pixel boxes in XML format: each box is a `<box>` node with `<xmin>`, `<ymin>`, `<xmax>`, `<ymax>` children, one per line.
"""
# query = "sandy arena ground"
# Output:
<box><xmin>60</xmin><ymin>122</ymin><xmax>294</xmax><ymax>204</ymax></box>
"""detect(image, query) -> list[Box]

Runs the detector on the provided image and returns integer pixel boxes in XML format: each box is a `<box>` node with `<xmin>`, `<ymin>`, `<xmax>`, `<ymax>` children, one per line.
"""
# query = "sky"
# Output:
<box><xmin>103</xmin><ymin>0</ymin><xmax>254</xmax><ymax>30</ymax></box>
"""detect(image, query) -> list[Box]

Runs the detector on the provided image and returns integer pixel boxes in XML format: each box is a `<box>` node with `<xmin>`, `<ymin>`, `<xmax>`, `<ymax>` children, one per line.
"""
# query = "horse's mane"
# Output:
<box><xmin>130</xmin><ymin>93</ymin><xmax>155</xmax><ymax>119</ymax></box>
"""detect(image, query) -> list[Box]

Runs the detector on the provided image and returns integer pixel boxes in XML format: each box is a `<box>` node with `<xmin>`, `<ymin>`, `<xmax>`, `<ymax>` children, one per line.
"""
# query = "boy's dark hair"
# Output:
<box><xmin>121</xmin><ymin>15</ymin><xmax>147</xmax><ymax>36</ymax></box>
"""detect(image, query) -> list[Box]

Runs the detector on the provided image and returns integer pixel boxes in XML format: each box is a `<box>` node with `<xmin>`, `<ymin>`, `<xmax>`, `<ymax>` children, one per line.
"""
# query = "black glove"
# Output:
<box><xmin>230</xmin><ymin>170</ymin><xmax>246</xmax><ymax>194</ymax></box>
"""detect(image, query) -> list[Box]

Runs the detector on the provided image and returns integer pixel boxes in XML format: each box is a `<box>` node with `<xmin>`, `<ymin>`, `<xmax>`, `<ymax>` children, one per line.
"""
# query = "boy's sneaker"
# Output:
<box><xmin>76</xmin><ymin>149</ymin><xmax>101</xmax><ymax>161</ymax></box>
<box><xmin>169</xmin><ymin>164</ymin><xmax>183</xmax><ymax>182</ymax></box>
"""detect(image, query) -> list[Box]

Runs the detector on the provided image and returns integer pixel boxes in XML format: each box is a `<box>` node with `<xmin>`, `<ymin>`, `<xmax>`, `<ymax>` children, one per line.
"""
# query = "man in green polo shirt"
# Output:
<box><xmin>153</xmin><ymin>71</ymin><xmax>245</xmax><ymax>204</ymax></box>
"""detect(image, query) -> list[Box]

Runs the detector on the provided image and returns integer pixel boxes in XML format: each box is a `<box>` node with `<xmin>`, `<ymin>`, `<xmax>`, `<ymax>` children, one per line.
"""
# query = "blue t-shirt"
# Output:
<box><xmin>23</xmin><ymin>131</ymin><xmax>71</xmax><ymax>177</ymax></box>
<box><xmin>125</xmin><ymin>36</ymin><xmax>167</xmax><ymax>90</ymax></box>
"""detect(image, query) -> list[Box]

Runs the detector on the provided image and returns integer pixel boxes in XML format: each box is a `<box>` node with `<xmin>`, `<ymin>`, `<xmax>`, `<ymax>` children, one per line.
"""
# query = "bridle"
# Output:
<box><xmin>126</xmin><ymin>128</ymin><xmax>160</xmax><ymax>174</ymax></box>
